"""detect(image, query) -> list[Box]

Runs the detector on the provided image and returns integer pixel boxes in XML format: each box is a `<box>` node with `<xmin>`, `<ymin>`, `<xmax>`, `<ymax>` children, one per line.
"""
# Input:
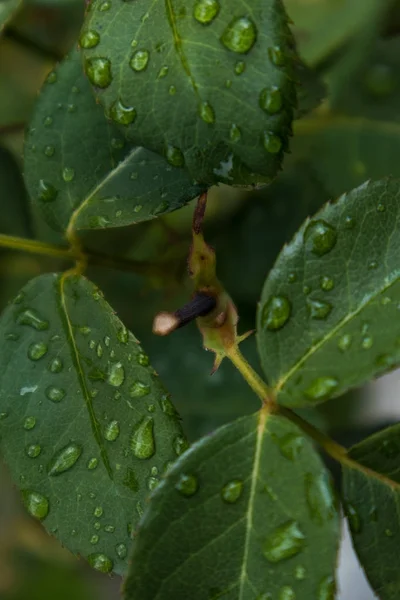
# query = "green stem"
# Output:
<box><xmin>226</xmin><ymin>345</ymin><xmax>276</xmax><ymax>407</ymax></box>
<box><xmin>0</xmin><ymin>233</ymin><xmax>165</xmax><ymax>277</ymax></box>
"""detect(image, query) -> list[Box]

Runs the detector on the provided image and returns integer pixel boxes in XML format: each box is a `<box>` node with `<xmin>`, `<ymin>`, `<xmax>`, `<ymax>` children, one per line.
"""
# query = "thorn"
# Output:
<box><xmin>211</xmin><ymin>352</ymin><xmax>224</xmax><ymax>374</ymax></box>
<box><xmin>237</xmin><ymin>329</ymin><xmax>255</xmax><ymax>345</ymax></box>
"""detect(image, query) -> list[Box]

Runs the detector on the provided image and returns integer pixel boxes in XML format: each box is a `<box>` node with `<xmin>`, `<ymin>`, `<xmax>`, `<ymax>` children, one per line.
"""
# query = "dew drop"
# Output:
<box><xmin>193</xmin><ymin>0</ymin><xmax>220</xmax><ymax>24</ymax></box>
<box><xmin>234</xmin><ymin>61</ymin><xmax>246</xmax><ymax>75</ymax></box>
<box><xmin>169</xmin><ymin>85</ymin><xmax>177</xmax><ymax>95</ymax></box>
<box><xmin>261</xmin><ymin>296</ymin><xmax>291</xmax><ymax>331</ymax></box>
<box><xmin>160</xmin><ymin>396</ymin><xmax>177</xmax><ymax>417</ymax></box>
<box><xmin>305</xmin><ymin>472</ymin><xmax>335</xmax><ymax>525</ymax></box>
<box><xmin>38</xmin><ymin>180</ymin><xmax>58</xmax><ymax>203</ymax></box>
<box><xmin>79</xmin><ymin>30</ymin><xmax>100</xmax><ymax>49</ymax></box>
<box><xmin>221</xmin><ymin>17</ymin><xmax>257</xmax><ymax>54</ymax></box>
<box><xmin>269</xmin><ymin>46</ymin><xmax>285</xmax><ymax>66</ymax></box>
<box><xmin>48</xmin><ymin>443</ymin><xmax>82</xmax><ymax>476</ymax></box>
<box><xmin>137</xmin><ymin>353</ymin><xmax>149</xmax><ymax>367</ymax></box>
<box><xmin>130</xmin><ymin>417</ymin><xmax>155</xmax><ymax>459</ymax></box>
<box><xmin>263</xmin><ymin>520</ymin><xmax>305</xmax><ymax>563</ymax></box>
<box><xmin>87</xmin><ymin>553</ymin><xmax>113</xmax><ymax>573</ymax></box>
<box><xmin>337</xmin><ymin>334</ymin><xmax>352</xmax><ymax>352</ymax></box>
<box><xmin>307</xmin><ymin>298</ymin><xmax>332</xmax><ymax>320</ymax></box>
<box><xmin>279</xmin><ymin>586</ymin><xmax>295</xmax><ymax>600</ymax></box>
<box><xmin>320</xmin><ymin>276</ymin><xmax>334</xmax><ymax>292</ymax></box>
<box><xmin>62</xmin><ymin>167</ymin><xmax>75</xmax><ymax>182</ymax></box>
<box><xmin>107</xmin><ymin>362</ymin><xmax>125</xmax><ymax>387</ymax></box>
<box><xmin>90</xmin><ymin>534</ymin><xmax>99</xmax><ymax>545</ymax></box>
<box><xmin>263</xmin><ymin>131</ymin><xmax>282</xmax><ymax>154</ymax></box>
<box><xmin>229</xmin><ymin>123</ymin><xmax>241</xmax><ymax>143</ymax></box>
<box><xmin>26</xmin><ymin>444</ymin><xmax>41</xmax><ymax>458</ymax></box>
<box><xmin>165</xmin><ymin>144</ymin><xmax>185</xmax><ymax>167</ymax></box>
<box><xmin>158</xmin><ymin>65</ymin><xmax>169</xmax><ymax>78</ymax></box>
<box><xmin>273</xmin><ymin>432</ymin><xmax>304</xmax><ymax>461</ymax></box>
<box><xmin>304</xmin><ymin>220</ymin><xmax>337</xmax><ymax>256</ymax></box>
<box><xmin>130</xmin><ymin>50</ymin><xmax>150</xmax><ymax>72</ymax></box>
<box><xmin>377</xmin><ymin>202</ymin><xmax>385</xmax><ymax>213</ymax></box>
<box><xmin>110</xmin><ymin>99</ymin><xmax>136</xmax><ymax>125</ymax></box>
<box><xmin>94</xmin><ymin>506</ymin><xmax>103</xmax><ymax>518</ymax></box>
<box><xmin>346</xmin><ymin>503</ymin><xmax>361</xmax><ymax>533</ymax></box>
<box><xmin>22</xmin><ymin>490</ymin><xmax>49</xmax><ymax>520</ymax></box>
<box><xmin>294</xmin><ymin>565</ymin><xmax>306</xmax><ymax>580</ymax></box>
<box><xmin>318</xmin><ymin>575</ymin><xmax>335</xmax><ymax>600</ymax></box>
<box><xmin>28</xmin><ymin>342</ymin><xmax>48</xmax><ymax>361</ymax></box>
<box><xmin>175</xmin><ymin>473</ymin><xmax>198</xmax><ymax>497</ymax></box>
<box><xmin>199</xmin><ymin>101</ymin><xmax>215</xmax><ymax>124</ymax></box>
<box><xmin>87</xmin><ymin>457</ymin><xmax>98</xmax><ymax>470</ymax></box>
<box><xmin>104</xmin><ymin>420</ymin><xmax>120</xmax><ymax>442</ymax></box>
<box><xmin>44</xmin><ymin>145</ymin><xmax>55</xmax><ymax>157</ymax></box>
<box><xmin>23</xmin><ymin>416</ymin><xmax>36</xmax><ymax>430</ymax></box>
<box><xmin>45</xmin><ymin>386</ymin><xmax>65</xmax><ymax>403</ymax></box>
<box><xmin>85</xmin><ymin>57</ymin><xmax>112</xmax><ymax>88</ymax></box>
<box><xmin>174</xmin><ymin>435</ymin><xmax>189</xmax><ymax>456</ymax></box>
<box><xmin>221</xmin><ymin>480</ymin><xmax>243</xmax><ymax>503</ymax></box>
<box><xmin>361</xmin><ymin>336</ymin><xmax>373</xmax><ymax>350</ymax></box>
<box><xmin>116</xmin><ymin>543</ymin><xmax>127</xmax><ymax>559</ymax></box>
<box><xmin>46</xmin><ymin>71</ymin><xmax>57</xmax><ymax>84</ymax></box>
<box><xmin>259</xmin><ymin>87</ymin><xmax>282</xmax><ymax>114</ymax></box>
<box><xmin>304</xmin><ymin>377</ymin><xmax>338</xmax><ymax>402</ymax></box>
<box><xmin>129</xmin><ymin>381</ymin><xmax>150</xmax><ymax>398</ymax></box>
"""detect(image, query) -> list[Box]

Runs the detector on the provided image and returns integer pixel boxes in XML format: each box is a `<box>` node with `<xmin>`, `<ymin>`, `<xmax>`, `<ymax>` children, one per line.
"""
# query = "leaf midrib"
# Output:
<box><xmin>58</xmin><ymin>272</ymin><xmax>113</xmax><ymax>479</ymax></box>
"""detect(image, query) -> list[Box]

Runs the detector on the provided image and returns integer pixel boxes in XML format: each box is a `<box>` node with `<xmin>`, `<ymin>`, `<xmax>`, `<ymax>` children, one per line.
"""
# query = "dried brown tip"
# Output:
<box><xmin>153</xmin><ymin>312</ymin><xmax>180</xmax><ymax>336</ymax></box>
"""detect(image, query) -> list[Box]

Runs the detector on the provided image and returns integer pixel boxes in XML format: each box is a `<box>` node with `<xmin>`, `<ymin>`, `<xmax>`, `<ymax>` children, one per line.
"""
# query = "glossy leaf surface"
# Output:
<box><xmin>257</xmin><ymin>179</ymin><xmax>400</xmax><ymax>407</ymax></box>
<box><xmin>0</xmin><ymin>273</ymin><xmax>185</xmax><ymax>575</ymax></box>
<box><xmin>124</xmin><ymin>411</ymin><xmax>339</xmax><ymax>600</ymax></box>
<box><xmin>24</xmin><ymin>49</ymin><xmax>205</xmax><ymax>232</ymax></box>
<box><xmin>82</xmin><ymin>0</ymin><xmax>298</xmax><ymax>186</ymax></box>
<box><xmin>343</xmin><ymin>424</ymin><xmax>400</xmax><ymax>600</ymax></box>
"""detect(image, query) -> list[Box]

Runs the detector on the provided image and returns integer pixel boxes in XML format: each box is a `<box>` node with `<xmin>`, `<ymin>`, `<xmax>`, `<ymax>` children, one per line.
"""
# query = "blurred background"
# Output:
<box><xmin>2</xmin><ymin>0</ymin><xmax>400</xmax><ymax>597</ymax></box>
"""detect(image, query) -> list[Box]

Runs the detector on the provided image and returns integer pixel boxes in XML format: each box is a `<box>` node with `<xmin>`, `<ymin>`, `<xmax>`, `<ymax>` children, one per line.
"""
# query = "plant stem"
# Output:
<box><xmin>226</xmin><ymin>344</ymin><xmax>276</xmax><ymax>407</ymax></box>
<box><xmin>0</xmin><ymin>233</ymin><xmax>165</xmax><ymax>277</ymax></box>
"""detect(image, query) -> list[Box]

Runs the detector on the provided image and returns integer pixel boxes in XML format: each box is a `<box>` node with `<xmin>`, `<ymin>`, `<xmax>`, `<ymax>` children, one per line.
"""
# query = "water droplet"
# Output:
<box><xmin>110</xmin><ymin>99</ymin><xmax>136</xmax><ymax>125</ymax></box>
<box><xmin>87</xmin><ymin>553</ymin><xmax>113</xmax><ymax>573</ymax></box>
<box><xmin>85</xmin><ymin>58</ymin><xmax>112</xmax><ymax>88</ymax></box>
<box><xmin>320</xmin><ymin>276</ymin><xmax>334</xmax><ymax>292</ymax></box>
<box><xmin>129</xmin><ymin>381</ymin><xmax>150</xmax><ymax>398</ymax></box>
<box><xmin>87</xmin><ymin>457</ymin><xmax>98</xmax><ymax>470</ymax></box>
<box><xmin>130</xmin><ymin>50</ymin><xmax>150</xmax><ymax>72</ymax></box>
<box><xmin>273</xmin><ymin>432</ymin><xmax>304</xmax><ymax>461</ymax></box>
<box><xmin>28</xmin><ymin>342</ymin><xmax>48</xmax><ymax>361</ymax></box>
<box><xmin>45</xmin><ymin>386</ymin><xmax>65</xmax><ymax>403</ymax></box>
<box><xmin>79</xmin><ymin>30</ymin><xmax>100</xmax><ymax>49</ymax></box>
<box><xmin>221</xmin><ymin>480</ymin><xmax>243</xmax><ymax>503</ymax></box>
<box><xmin>147</xmin><ymin>476</ymin><xmax>159</xmax><ymax>491</ymax></box>
<box><xmin>318</xmin><ymin>575</ymin><xmax>335</xmax><ymax>600</ymax></box>
<box><xmin>90</xmin><ymin>534</ymin><xmax>99</xmax><ymax>545</ymax></box>
<box><xmin>261</xmin><ymin>296</ymin><xmax>291</xmax><ymax>331</ymax></box>
<box><xmin>107</xmin><ymin>362</ymin><xmax>125</xmax><ymax>387</ymax></box>
<box><xmin>175</xmin><ymin>473</ymin><xmax>198</xmax><ymax>497</ymax></box>
<box><xmin>44</xmin><ymin>145</ymin><xmax>55</xmax><ymax>157</ymax></box>
<box><xmin>304</xmin><ymin>220</ymin><xmax>337</xmax><ymax>256</ymax></box>
<box><xmin>22</xmin><ymin>490</ymin><xmax>49</xmax><ymax>520</ymax></box>
<box><xmin>158</xmin><ymin>65</ymin><xmax>169</xmax><ymax>78</ymax></box>
<box><xmin>174</xmin><ymin>435</ymin><xmax>189</xmax><ymax>456</ymax></box>
<box><xmin>169</xmin><ymin>84</ymin><xmax>177</xmax><ymax>95</ymax></box>
<box><xmin>199</xmin><ymin>101</ymin><xmax>215</xmax><ymax>124</ymax></box>
<box><xmin>46</xmin><ymin>71</ymin><xmax>57</xmax><ymax>84</ymax></box>
<box><xmin>165</xmin><ymin>144</ymin><xmax>185</xmax><ymax>167</ymax></box>
<box><xmin>259</xmin><ymin>87</ymin><xmax>282</xmax><ymax>114</ymax></box>
<box><xmin>116</xmin><ymin>543</ymin><xmax>127</xmax><ymax>559</ymax></box>
<box><xmin>104</xmin><ymin>420</ymin><xmax>120</xmax><ymax>442</ymax></box>
<box><xmin>62</xmin><ymin>167</ymin><xmax>75</xmax><ymax>182</ymax></box>
<box><xmin>307</xmin><ymin>298</ymin><xmax>332</xmax><ymax>320</ymax></box>
<box><xmin>361</xmin><ymin>336</ymin><xmax>373</xmax><ymax>350</ymax></box>
<box><xmin>229</xmin><ymin>123</ymin><xmax>241</xmax><ymax>143</ymax></box>
<box><xmin>294</xmin><ymin>565</ymin><xmax>306</xmax><ymax>580</ymax></box>
<box><xmin>346</xmin><ymin>503</ymin><xmax>361</xmax><ymax>533</ymax></box>
<box><xmin>304</xmin><ymin>377</ymin><xmax>338</xmax><ymax>402</ymax></box>
<box><xmin>93</xmin><ymin>521</ymin><xmax>101</xmax><ymax>530</ymax></box>
<box><xmin>38</xmin><ymin>180</ymin><xmax>57</xmax><ymax>203</ymax></box>
<box><xmin>193</xmin><ymin>0</ymin><xmax>220</xmax><ymax>24</ymax></box>
<box><xmin>26</xmin><ymin>444</ymin><xmax>41</xmax><ymax>458</ymax></box>
<box><xmin>96</xmin><ymin>343</ymin><xmax>103</xmax><ymax>358</ymax></box>
<box><xmin>48</xmin><ymin>357</ymin><xmax>63</xmax><ymax>374</ymax></box>
<box><xmin>117</xmin><ymin>326</ymin><xmax>129</xmax><ymax>344</ymax></box>
<box><xmin>94</xmin><ymin>506</ymin><xmax>103</xmax><ymax>518</ymax></box>
<box><xmin>130</xmin><ymin>417</ymin><xmax>155</xmax><ymax>459</ymax></box>
<box><xmin>385</xmin><ymin>528</ymin><xmax>394</xmax><ymax>537</ymax></box>
<box><xmin>338</xmin><ymin>334</ymin><xmax>352</xmax><ymax>352</ymax></box>
<box><xmin>0</xmin><ymin>412</ymin><xmax>8</xmax><ymax>420</ymax></box>
<box><xmin>160</xmin><ymin>396</ymin><xmax>177</xmax><ymax>417</ymax></box>
<box><xmin>48</xmin><ymin>443</ymin><xmax>82</xmax><ymax>476</ymax></box>
<box><xmin>221</xmin><ymin>17</ymin><xmax>257</xmax><ymax>54</ymax></box>
<box><xmin>305</xmin><ymin>472</ymin><xmax>335</xmax><ymax>525</ymax></box>
<box><xmin>279</xmin><ymin>586</ymin><xmax>295</xmax><ymax>600</ymax></box>
<box><xmin>24</xmin><ymin>416</ymin><xmax>36</xmax><ymax>430</ymax></box>
<box><xmin>263</xmin><ymin>131</ymin><xmax>282</xmax><ymax>154</ymax></box>
<box><xmin>377</xmin><ymin>202</ymin><xmax>385</xmax><ymax>213</ymax></box>
<box><xmin>234</xmin><ymin>60</ymin><xmax>246</xmax><ymax>75</ymax></box>
<box><xmin>137</xmin><ymin>353</ymin><xmax>149</xmax><ymax>367</ymax></box>
<box><xmin>264</xmin><ymin>520</ymin><xmax>305</xmax><ymax>563</ymax></box>
<box><xmin>43</xmin><ymin>116</ymin><xmax>53</xmax><ymax>127</ymax></box>
<box><xmin>269</xmin><ymin>46</ymin><xmax>285</xmax><ymax>66</ymax></box>
<box><xmin>134</xmin><ymin>204</ymin><xmax>142</xmax><ymax>212</ymax></box>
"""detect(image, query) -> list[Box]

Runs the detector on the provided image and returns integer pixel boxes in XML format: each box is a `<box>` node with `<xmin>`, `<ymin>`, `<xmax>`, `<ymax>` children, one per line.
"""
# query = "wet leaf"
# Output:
<box><xmin>342</xmin><ymin>424</ymin><xmax>400</xmax><ymax>600</ymax></box>
<box><xmin>82</xmin><ymin>0</ymin><xmax>298</xmax><ymax>186</ymax></box>
<box><xmin>124</xmin><ymin>411</ymin><xmax>339</xmax><ymax>600</ymax></box>
<box><xmin>0</xmin><ymin>273</ymin><xmax>185</xmax><ymax>575</ymax></box>
<box><xmin>257</xmin><ymin>178</ymin><xmax>400</xmax><ymax>407</ymax></box>
<box><xmin>24</xmin><ymin>49</ymin><xmax>205</xmax><ymax>232</ymax></box>
<box><xmin>0</xmin><ymin>0</ymin><xmax>22</xmax><ymax>29</ymax></box>
<box><xmin>0</xmin><ymin>145</ymin><xmax>32</xmax><ymax>237</ymax></box>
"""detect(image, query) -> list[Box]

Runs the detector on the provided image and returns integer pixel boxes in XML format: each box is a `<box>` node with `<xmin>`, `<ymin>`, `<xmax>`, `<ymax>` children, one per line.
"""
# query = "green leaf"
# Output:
<box><xmin>81</xmin><ymin>0</ymin><xmax>298</xmax><ymax>186</ymax></box>
<box><xmin>24</xmin><ymin>48</ymin><xmax>205</xmax><ymax>232</ymax></box>
<box><xmin>0</xmin><ymin>145</ymin><xmax>32</xmax><ymax>237</ymax></box>
<box><xmin>124</xmin><ymin>411</ymin><xmax>339</xmax><ymax>600</ymax></box>
<box><xmin>342</xmin><ymin>424</ymin><xmax>400</xmax><ymax>600</ymax></box>
<box><xmin>283</xmin><ymin>0</ymin><xmax>387</xmax><ymax>66</ymax></box>
<box><xmin>257</xmin><ymin>178</ymin><xmax>400</xmax><ymax>407</ymax></box>
<box><xmin>0</xmin><ymin>273</ymin><xmax>185</xmax><ymax>575</ymax></box>
<box><xmin>0</xmin><ymin>0</ymin><xmax>22</xmax><ymax>29</ymax></box>
<box><xmin>292</xmin><ymin>116</ymin><xmax>400</xmax><ymax>199</ymax></box>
